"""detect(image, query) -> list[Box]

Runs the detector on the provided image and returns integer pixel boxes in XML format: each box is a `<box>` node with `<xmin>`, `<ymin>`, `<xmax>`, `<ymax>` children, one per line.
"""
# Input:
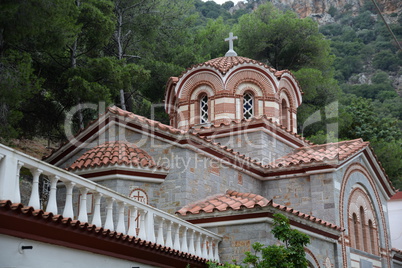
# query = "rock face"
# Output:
<box><xmin>232</xmin><ymin>0</ymin><xmax>401</xmax><ymax>19</ymax></box>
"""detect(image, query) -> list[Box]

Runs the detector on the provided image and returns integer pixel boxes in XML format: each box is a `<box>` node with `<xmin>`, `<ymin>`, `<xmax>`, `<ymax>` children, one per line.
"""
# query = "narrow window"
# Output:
<box><xmin>353</xmin><ymin>213</ymin><xmax>360</xmax><ymax>249</ymax></box>
<box><xmin>360</xmin><ymin>207</ymin><xmax>366</xmax><ymax>252</ymax></box>
<box><xmin>200</xmin><ymin>95</ymin><xmax>208</xmax><ymax>124</ymax></box>
<box><xmin>281</xmin><ymin>99</ymin><xmax>289</xmax><ymax>129</ymax></box>
<box><xmin>369</xmin><ymin>220</ymin><xmax>376</xmax><ymax>254</ymax></box>
<box><xmin>243</xmin><ymin>92</ymin><xmax>254</xmax><ymax>119</ymax></box>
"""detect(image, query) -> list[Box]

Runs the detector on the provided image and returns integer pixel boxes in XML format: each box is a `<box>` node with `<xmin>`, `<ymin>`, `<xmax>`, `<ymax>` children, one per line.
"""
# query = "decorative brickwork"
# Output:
<box><xmin>339</xmin><ymin>163</ymin><xmax>391</xmax><ymax>267</ymax></box>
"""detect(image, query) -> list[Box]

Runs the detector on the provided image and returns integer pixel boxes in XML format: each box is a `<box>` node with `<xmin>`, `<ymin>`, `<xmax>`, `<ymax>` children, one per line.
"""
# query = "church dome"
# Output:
<box><xmin>165</xmin><ymin>34</ymin><xmax>303</xmax><ymax>133</ymax></box>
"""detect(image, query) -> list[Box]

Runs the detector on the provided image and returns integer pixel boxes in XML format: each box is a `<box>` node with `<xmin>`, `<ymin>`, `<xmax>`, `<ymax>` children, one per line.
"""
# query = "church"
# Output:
<box><xmin>0</xmin><ymin>33</ymin><xmax>401</xmax><ymax>268</ymax></box>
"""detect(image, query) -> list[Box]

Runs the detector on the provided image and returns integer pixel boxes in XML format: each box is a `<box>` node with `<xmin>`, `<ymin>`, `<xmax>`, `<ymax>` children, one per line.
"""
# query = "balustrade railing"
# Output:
<box><xmin>0</xmin><ymin>143</ymin><xmax>221</xmax><ymax>261</ymax></box>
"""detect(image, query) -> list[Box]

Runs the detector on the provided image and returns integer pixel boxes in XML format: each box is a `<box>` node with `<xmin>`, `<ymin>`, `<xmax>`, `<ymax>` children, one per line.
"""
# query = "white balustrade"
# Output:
<box><xmin>47</xmin><ymin>175</ymin><xmax>59</xmax><ymax>214</ymax></box>
<box><xmin>173</xmin><ymin>223</ymin><xmax>181</xmax><ymax>251</ymax></box>
<box><xmin>157</xmin><ymin>218</ymin><xmax>165</xmax><ymax>245</ymax></box>
<box><xmin>28</xmin><ymin>168</ymin><xmax>42</xmax><ymax>208</ymax></box>
<box><xmin>0</xmin><ymin>143</ymin><xmax>221</xmax><ymax>262</ymax></box>
<box><xmin>63</xmin><ymin>181</ymin><xmax>75</xmax><ymax>219</ymax></box>
<box><xmin>127</xmin><ymin>206</ymin><xmax>137</xmax><ymax>236</ymax></box>
<box><xmin>92</xmin><ymin>193</ymin><xmax>102</xmax><ymax>227</ymax></box>
<box><xmin>104</xmin><ymin>197</ymin><xmax>115</xmax><ymax>231</ymax></box>
<box><xmin>116</xmin><ymin>201</ymin><xmax>126</xmax><ymax>233</ymax></box>
<box><xmin>78</xmin><ymin>187</ymin><xmax>89</xmax><ymax>222</ymax></box>
<box><xmin>165</xmin><ymin>221</ymin><xmax>173</xmax><ymax>248</ymax></box>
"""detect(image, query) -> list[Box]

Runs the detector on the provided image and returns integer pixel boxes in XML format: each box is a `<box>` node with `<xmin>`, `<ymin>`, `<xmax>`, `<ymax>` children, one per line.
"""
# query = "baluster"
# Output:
<box><xmin>214</xmin><ymin>239</ymin><xmax>220</xmax><ymax>262</ymax></box>
<box><xmin>138</xmin><ymin>209</ymin><xmax>147</xmax><ymax>240</ymax></box>
<box><xmin>181</xmin><ymin>227</ymin><xmax>189</xmax><ymax>253</ymax></box>
<box><xmin>14</xmin><ymin>161</ymin><xmax>24</xmax><ymax>203</ymax></box>
<box><xmin>46</xmin><ymin>175</ymin><xmax>59</xmax><ymax>214</ymax></box>
<box><xmin>28</xmin><ymin>168</ymin><xmax>42</xmax><ymax>209</ymax></box>
<box><xmin>116</xmin><ymin>202</ymin><xmax>126</xmax><ymax>234</ymax></box>
<box><xmin>77</xmin><ymin>187</ymin><xmax>88</xmax><ymax>222</ymax></box>
<box><xmin>92</xmin><ymin>193</ymin><xmax>102</xmax><ymax>227</ymax></box>
<box><xmin>157</xmin><ymin>218</ymin><xmax>165</xmax><ymax>245</ymax></box>
<box><xmin>173</xmin><ymin>224</ymin><xmax>181</xmax><ymax>251</ymax></box>
<box><xmin>165</xmin><ymin>221</ymin><xmax>173</xmax><ymax>248</ymax></box>
<box><xmin>201</xmin><ymin>234</ymin><xmax>208</xmax><ymax>259</ymax></box>
<box><xmin>188</xmin><ymin>229</ymin><xmax>196</xmax><ymax>255</ymax></box>
<box><xmin>127</xmin><ymin>206</ymin><xmax>137</xmax><ymax>236</ymax></box>
<box><xmin>208</xmin><ymin>237</ymin><xmax>214</xmax><ymax>260</ymax></box>
<box><xmin>104</xmin><ymin>197</ymin><xmax>114</xmax><ymax>231</ymax></box>
<box><xmin>195</xmin><ymin>232</ymin><xmax>202</xmax><ymax>257</ymax></box>
<box><xmin>63</xmin><ymin>181</ymin><xmax>75</xmax><ymax>219</ymax></box>
<box><xmin>146</xmin><ymin>211</ymin><xmax>156</xmax><ymax>243</ymax></box>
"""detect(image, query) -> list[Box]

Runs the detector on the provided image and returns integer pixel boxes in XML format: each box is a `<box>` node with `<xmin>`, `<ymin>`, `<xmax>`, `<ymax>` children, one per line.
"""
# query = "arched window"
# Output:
<box><xmin>347</xmin><ymin>187</ymin><xmax>380</xmax><ymax>256</ymax></box>
<box><xmin>353</xmin><ymin>213</ymin><xmax>360</xmax><ymax>249</ymax></box>
<box><xmin>243</xmin><ymin>92</ymin><xmax>254</xmax><ymax>119</ymax></box>
<box><xmin>369</xmin><ymin>220</ymin><xmax>376</xmax><ymax>254</ymax></box>
<box><xmin>281</xmin><ymin>99</ymin><xmax>289</xmax><ymax>129</ymax></box>
<box><xmin>360</xmin><ymin>206</ymin><xmax>367</xmax><ymax>252</ymax></box>
<box><xmin>200</xmin><ymin>94</ymin><xmax>209</xmax><ymax>124</ymax></box>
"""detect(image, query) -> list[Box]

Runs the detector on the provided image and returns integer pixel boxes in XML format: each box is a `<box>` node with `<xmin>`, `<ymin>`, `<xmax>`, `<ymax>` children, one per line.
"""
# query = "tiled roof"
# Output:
<box><xmin>180</xmin><ymin>56</ymin><xmax>292</xmax><ymax>77</ymax></box>
<box><xmin>390</xmin><ymin>191</ymin><xmax>402</xmax><ymax>200</ymax></box>
<box><xmin>176</xmin><ymin>190</ymin><xmax>342</xmax><ymax>231</ymax></box>
<box><xmin>176</xmin><ymin>190</ymin><xmax>270</xmax><ymax>215</ymax></box>
<box><xmin>0</xmin><ymin>200</ymin><xmax>208</xmax><ymax>266</ymax></box>
<box><xmin>68</xmin><ymin>141</ymin><xmax>167</xmax><ymax>171</ymax></box>
<box><xmin>267</xmin><ymin>139</ymin><xmax>369</xmax><ymax>169</ymax></box>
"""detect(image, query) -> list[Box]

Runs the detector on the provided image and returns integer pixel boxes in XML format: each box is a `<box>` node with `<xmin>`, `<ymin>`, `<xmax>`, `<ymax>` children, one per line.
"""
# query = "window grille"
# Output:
<box><xmin>243</xmin><ymin>92</ymin><xmax>253</xmax><ymax>119</ymax></box>
<box><xmin>200</xmin><ymin>95</ymin><xmax>209</xmax><ymax>123</ymax></box>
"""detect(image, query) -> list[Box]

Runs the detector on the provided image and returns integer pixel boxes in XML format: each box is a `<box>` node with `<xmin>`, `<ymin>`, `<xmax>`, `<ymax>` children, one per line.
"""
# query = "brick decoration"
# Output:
<box><xmin>339</xmin><ymin>163</ymin><xmax>391</xmax><ymax>267</ymax></box>
<box><xmin>347</xmin><ymin>187</ymin><xmax>379</xmax><ymax>255</ymax></box>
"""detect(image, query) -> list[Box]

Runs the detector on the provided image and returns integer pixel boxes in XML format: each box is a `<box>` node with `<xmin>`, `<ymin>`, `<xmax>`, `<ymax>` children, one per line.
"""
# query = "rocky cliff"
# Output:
<box><xmin>231</xmin><ymin>0</ymin><xmax>401</xmax><ymax>23</ymax></box>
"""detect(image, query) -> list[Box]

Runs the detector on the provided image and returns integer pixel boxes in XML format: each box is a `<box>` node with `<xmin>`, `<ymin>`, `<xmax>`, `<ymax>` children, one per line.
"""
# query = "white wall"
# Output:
<box><xmin>388</xmin><ymin>199</ymin><xmax>402</xmax><ymax>250</ymax></box>
<box><xmin>0</xmin><ymin>234</ymin><xmax>156</xmax><ymax>268</ymax></box>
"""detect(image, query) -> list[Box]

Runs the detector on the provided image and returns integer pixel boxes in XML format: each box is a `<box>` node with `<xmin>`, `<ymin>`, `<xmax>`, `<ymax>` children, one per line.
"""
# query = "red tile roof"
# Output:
<box><xmin>177</xmin><ymin>56</ymin><xmax>299</xmax><ymax>87</ymax></box>
<box><xmin>183</xmin><ymin>56</ymin><xmax>293</xmax><ymax>78</ymax></box>
<box><xmin>68</xmin><ymin>141</ymin><xmax>167</xmax><ymax>171</ymax></box>
<box><xmin>0</xmin><ymin>200</ymin><xmax>208</xmax><ymax>267</ymax></box>
<box><xmin>267</xmin><ymin>139</ymin><xmax>369</xmax><ymax>169</ymax></box>
<box><xmin>390</xmin><ymin>191</ymin><xmax>402</xmax><ymax>200</ymax></box>
<box><xmin>177</xmin><ymin>190</ymin><xmax>270</xmax><ymax>215</ymax></box>
<box><xmin>176</xmin><ymin>190</ymin><xmax>343</xmax><ymax>231</ymax></box>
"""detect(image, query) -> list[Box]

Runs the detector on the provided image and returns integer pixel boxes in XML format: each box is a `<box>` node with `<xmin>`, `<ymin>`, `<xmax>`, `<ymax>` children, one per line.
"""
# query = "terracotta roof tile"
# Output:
<box><xmin>68</xmin><ymin>141</ymin><xmax>167</xmax><ymax>171</ymax></box>
<box><xmin>0</xmin><ymin>200</ymin><xmax>208</xmax><ymax>265</ymax></box>
<box><xmin>176</xmin><ymin>190</ymin><xmax>343</xmax><ymax>232</ymax></box>
<box><xmin>390</xmin><ymin>191</ymin><xmax>402</xmax><ymax>200</ymax></box>
<box><xmin>268</xmin><ymin>139</ymin><xmax>369</xmax><ymax>169</ymax></box>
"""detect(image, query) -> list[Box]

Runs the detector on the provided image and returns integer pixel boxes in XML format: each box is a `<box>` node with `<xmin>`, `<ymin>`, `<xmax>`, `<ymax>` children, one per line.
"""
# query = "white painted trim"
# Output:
<box><xmin>84</xmin><ymin>174</ymin><xmax>165</xmax><ymax>184</ymax></box>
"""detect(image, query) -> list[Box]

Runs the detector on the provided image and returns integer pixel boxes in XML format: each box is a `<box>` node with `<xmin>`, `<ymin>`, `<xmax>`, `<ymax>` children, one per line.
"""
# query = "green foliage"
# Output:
<box><xmin>373</xmin><ymin>50</ymin><xmax>401</xmax><ymax>71</ymax></box>
<box><xmin>208</xmin><ymin>214</ymin><xmax>310</xmax><ymax>268</ymax></box>
<box><xmin>0</xmin><ymin>51</ymin><xmax>42</xmax><ymax>139</ymax></box>
<box><xmin>234</xmin><ymin>3</ymin><xmax>332</xmax><ymax>71</ymax></box>
<box><xmin>339</xmin><ymin>95</ymin><xmax>401</xmax><ymax>142</ymax></box>
<box><xmin>243</xmin><ymin>214</ymin><xmax>310</xmax><ymax>268</ymax></box>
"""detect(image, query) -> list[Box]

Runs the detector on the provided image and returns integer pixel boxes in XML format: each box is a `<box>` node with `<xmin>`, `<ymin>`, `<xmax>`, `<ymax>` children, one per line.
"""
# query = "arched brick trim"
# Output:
<box><xmin>347</xmin><ymin>187</ymin><xmax>379</xmax><ymax>254</ymax></box>
<box><xmin>277</xmin><ymin>88</ymin><xmax>294</xmax><ymax>131</ymax></box>
<box><xmin>277</xmin><ymin>87</ymin><xmax>295</xmax><ymax>109</ymax></box>
<box><xmin>178</xmin><ymin>71</ymin><xmax>222</xmax><ymax>101</ymax></box>
<box><xmin>278</xmin><ymin>75</ymin><xmax>302</xmax><ymax>107</ymax></box>
<box><xmin>235</xmin><ymin>83</ymin><xmax>263</xmax><ymax>97</ymax></box>
<box><xmin>339</xmin><ymin>162</ymin><xmax>391</xmax><ymax>267</ymax></box>
<box><xmin>304</xmin><ymin>248</ymin><xmax>321</xmax><ymax>268</ymax></box>
<box><xmin>226</xmin><ymin>70</ymin><xmax>275</xmax><ymax>96</ymax></box>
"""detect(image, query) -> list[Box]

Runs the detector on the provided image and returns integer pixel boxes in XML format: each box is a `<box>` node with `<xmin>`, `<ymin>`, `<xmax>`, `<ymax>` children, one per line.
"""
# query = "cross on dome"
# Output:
<box><xmin>225</xmin><ymin>32</ymin><xmax>238</xmax><ymax>57</ymax></box>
